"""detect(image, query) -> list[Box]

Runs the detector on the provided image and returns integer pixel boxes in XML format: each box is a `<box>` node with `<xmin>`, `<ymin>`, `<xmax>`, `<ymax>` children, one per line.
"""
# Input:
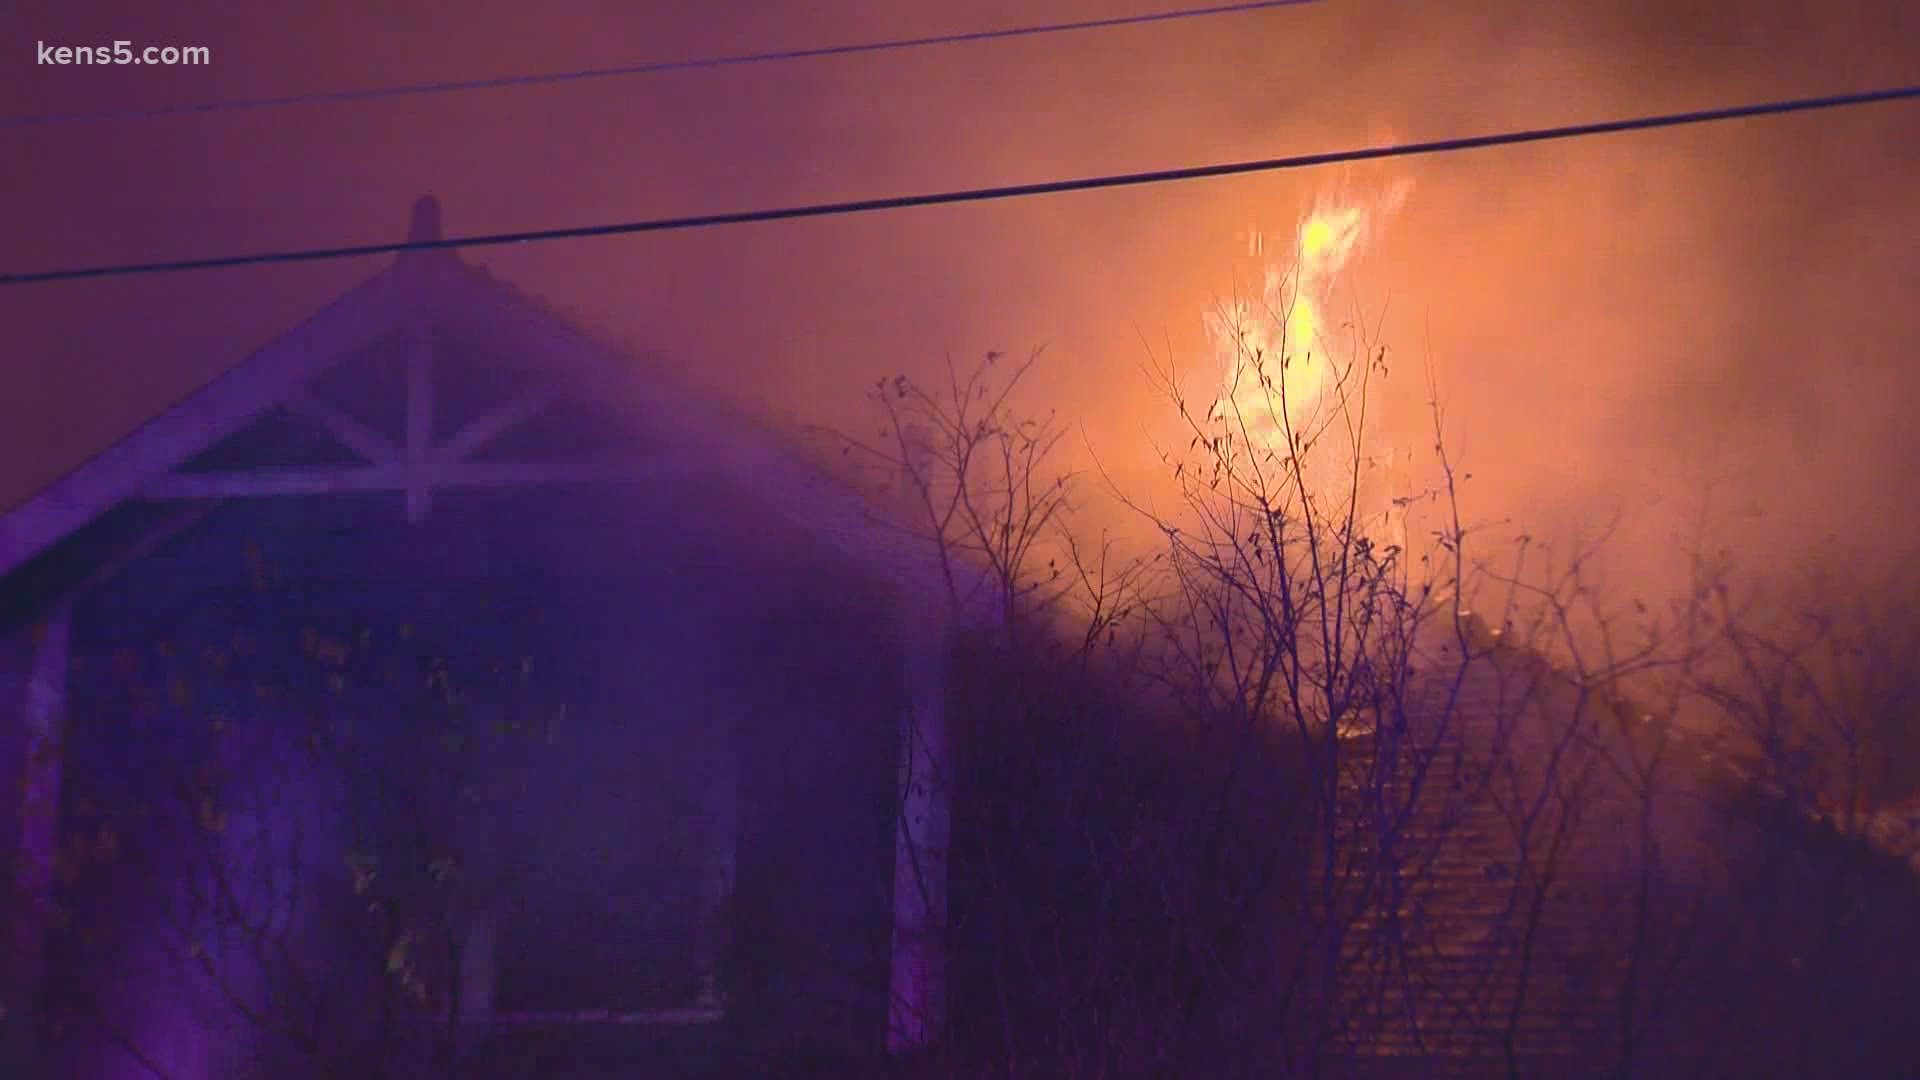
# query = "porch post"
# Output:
<box><xmin>887</xmin><ymin>609</ymin><xmax>951</xmax><ymax>1051</ymax></box>
<box><xmin>7</xmin><ymin>600</ymin><xmax>72</xmax><ymax>1024</ymax></box>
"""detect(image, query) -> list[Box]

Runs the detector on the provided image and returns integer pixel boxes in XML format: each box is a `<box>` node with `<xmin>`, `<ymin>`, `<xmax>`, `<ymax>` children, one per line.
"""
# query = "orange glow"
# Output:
<box><xmin>1208</xmin><ymin>194</ymin><xmax>1391</xmax><ymax>455</ymax></box>
<box><xmin>1200</xmin><ymin>179</ymin><xmax>1415</xmax><ymax>560</ymax></box>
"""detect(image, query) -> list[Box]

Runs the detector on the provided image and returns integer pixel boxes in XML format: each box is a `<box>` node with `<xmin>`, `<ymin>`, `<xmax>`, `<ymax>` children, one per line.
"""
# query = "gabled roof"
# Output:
<box><xmin>0</xmin><ymin>197</ymin><xmax>999</xmax><ymax>625</ymax></box>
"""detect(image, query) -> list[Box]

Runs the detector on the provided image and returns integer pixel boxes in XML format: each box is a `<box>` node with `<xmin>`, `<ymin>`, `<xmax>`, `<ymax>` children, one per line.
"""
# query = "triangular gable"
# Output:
<box><xmin>0</xmin><ymin>265</ymin><xmax>418</xmax><ymax>580</ymax></box>
<box><xmin>0</xmin><ymin>203</ymin><xmax>999</xmax><ymax>625</ymax></box>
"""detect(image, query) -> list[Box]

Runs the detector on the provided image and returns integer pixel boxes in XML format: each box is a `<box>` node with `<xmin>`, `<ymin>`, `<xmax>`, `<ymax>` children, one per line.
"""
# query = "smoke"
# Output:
<box><xmin>3</xmin><ymin>0</ymin><xmax>1915</xmax><ymax>605</ymax></box>
<box><xmin>700</xmin><ymin>0</ymin><xmax>1920</xmax><ymax>611</ymax></box>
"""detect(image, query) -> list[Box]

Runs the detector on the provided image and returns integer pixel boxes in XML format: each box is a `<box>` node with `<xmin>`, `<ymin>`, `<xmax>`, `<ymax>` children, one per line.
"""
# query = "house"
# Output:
<box><xmin>0</xmin><ymin>197</ymin><xmax>994</xmax><ymax>1078</ymax></box>
<box><xmin>7</xmin><ymin>195</ymin><xmax>1917</xmax><ymax>1080</ymax></box>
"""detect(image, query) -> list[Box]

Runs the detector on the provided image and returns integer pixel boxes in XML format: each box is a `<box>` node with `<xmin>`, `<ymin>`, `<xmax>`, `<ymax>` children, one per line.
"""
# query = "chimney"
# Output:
<box><xmin>399</xmin><ymin>193</ymin><xmax>449</xmax><ymax>272</ymax></box>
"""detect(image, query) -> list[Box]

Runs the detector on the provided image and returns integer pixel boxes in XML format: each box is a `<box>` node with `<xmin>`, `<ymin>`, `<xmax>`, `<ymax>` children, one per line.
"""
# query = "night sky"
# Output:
<box><xmin>4</xmin><ymin>0</ymin><xmax>1917</xmax><ymax>600</ymax></box>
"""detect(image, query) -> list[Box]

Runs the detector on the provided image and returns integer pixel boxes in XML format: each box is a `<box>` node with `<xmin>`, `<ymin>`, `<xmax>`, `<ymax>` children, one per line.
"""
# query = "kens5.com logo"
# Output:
<box><xmin>37</xmin><ymin>40</ymin><xmax>211</xmax><ymax>65</ymax></box>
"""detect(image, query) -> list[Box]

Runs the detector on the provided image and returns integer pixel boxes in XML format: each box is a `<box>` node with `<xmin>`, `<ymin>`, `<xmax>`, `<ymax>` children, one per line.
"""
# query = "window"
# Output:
<box><xmin>451</xmin><ymin>725</ymin><xmax>736</xmax><ymax>1028</ymax></box>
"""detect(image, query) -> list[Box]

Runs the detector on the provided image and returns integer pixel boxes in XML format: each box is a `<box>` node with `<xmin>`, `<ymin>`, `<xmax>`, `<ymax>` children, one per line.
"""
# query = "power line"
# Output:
<box><xmin>3</xmin><ymin>84</ymin><xmax>1914</xmax><ymax>288</ymax></box>
<box><xmin>2</xmin><ymin>1</ymin><xmax>1320</xmax><ymax>130</ymax></box>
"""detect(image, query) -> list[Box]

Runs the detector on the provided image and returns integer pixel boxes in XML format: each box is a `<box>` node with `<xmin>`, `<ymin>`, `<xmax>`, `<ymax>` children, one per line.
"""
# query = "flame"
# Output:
<box><xmin>1200</xmin><ymin>179</ymin><xmax>1416</xmax><ymax>568</ymax></box>
<box><xmin>1206</xmin><ymin>204</ymin><xmax>1359</xmax><ymax>448</ymax></box>
<box><xmin>1207</xmin><ymin>181</ymin><xmax>1410</xmax><ymax>455</ymax></box>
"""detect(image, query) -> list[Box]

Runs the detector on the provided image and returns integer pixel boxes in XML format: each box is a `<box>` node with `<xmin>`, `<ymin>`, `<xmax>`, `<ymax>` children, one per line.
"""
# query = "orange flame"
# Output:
<box><xmin>1208</xmin><ymin>180</ymin><xmax>1410</xmax><ymax>457</ymax></box>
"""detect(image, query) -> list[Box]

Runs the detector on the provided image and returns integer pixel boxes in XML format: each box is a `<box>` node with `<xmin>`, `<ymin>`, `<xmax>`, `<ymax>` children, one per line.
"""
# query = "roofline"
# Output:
<box><xmin>0</xmin><ymin>201</ymin><xmax>1002</xmax><ymax>627</ymax></box>
<box><xmin>0</xmin><ymin>260</ymin><xmax>423</xmax><ymax>581</ymax></box>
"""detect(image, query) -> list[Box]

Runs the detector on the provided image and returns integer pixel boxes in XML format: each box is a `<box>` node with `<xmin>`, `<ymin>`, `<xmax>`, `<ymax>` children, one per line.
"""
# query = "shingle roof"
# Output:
<box><xmin>1329</xmin><ymin>623</ymin><xmax>1920</xmax><ymax>1069</ymax></box>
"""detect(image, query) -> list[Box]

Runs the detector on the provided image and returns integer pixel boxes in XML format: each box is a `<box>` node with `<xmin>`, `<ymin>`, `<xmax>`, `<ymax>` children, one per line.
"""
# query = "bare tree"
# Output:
<box><xmin>833</xmin><ymin>254</ymin><xmax>1920</xmax><ymax>1079</ymax></box>
<box><xmin>830</xmin><ymin>273</ymin><xmax>1513</xmax><ymax>1073</ymax></box>
<box><xmin>41</xmin><ymin>604</ymin><xmax>560</xmax><ymax>1079</ymax></box>
<box><xmin>1668</xmin><ymin>563</ymin><xmax>1920</xmax><ymax>1076</ymax></box>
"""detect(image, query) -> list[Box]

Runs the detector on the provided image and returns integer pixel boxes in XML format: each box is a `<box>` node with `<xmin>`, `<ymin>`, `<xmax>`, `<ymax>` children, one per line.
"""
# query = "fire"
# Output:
<box><xmin>1207</xmin><ymin>182</ymin><xmax>1408</xmax><ymax>457</ymax></box>
<box><xmin>1298</xmin><ymin>206</ymin><xmax>1362</xmax><ymax>268</ymax></box>
<box><xmin>1200</xmin><ymin>178</ymin><xmax>1415</xmax><ymax>566</ymax></box>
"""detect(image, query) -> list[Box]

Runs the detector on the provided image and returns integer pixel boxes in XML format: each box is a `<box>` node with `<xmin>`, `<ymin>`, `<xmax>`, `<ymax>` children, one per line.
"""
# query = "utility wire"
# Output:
<box><xmin>3</xmin><ymin>84</ymin><xmax>1914</xmax><ymax>288</ymax></box>
<box><xmin>1</xmin><ymin>0</ymin><xmax>1319</xmax><ymax>130</ymax></box>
